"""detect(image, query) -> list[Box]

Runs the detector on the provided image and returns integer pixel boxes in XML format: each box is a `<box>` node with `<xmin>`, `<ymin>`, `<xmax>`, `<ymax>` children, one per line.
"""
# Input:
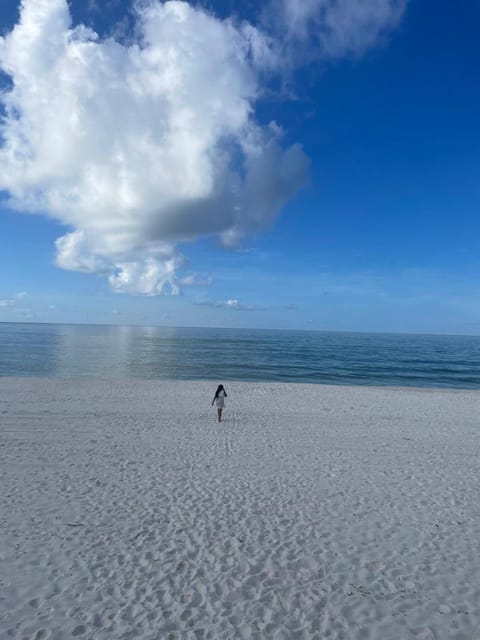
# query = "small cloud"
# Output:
<box><xmin>264</xmin><ymin>0</ymin><xmax>407</xmax><ymax>62</ymax></box>
<box><xmin>48</xmin><ymin>304</ymin><xmax>56</xmax><ymax>310</ymax></box>
<box><xmin>0</xmin><ymin>291</ymin><xmax>28</xmax><ymax>308</ymax></box>
<box><xmin>178</xmin><ymin>274</ymin><xmax>213</xmax><ymax>287</ymax></box>
<box><xmin>87</xmin><ymin>0</ymin><xmax>100</xmax><ymax>13</ymax></box>
<box><xmin>195</xmin><ymin>298</ymin><xmax>260</xmax><ymax>311</ymax></box>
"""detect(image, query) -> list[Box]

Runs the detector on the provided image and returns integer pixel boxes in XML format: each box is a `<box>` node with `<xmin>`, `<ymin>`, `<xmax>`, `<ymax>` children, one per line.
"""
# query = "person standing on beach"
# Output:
<box><xmin>212</xmin><ymin>384</ymin><xmax>227</xmax><ymax>422</ymax></box>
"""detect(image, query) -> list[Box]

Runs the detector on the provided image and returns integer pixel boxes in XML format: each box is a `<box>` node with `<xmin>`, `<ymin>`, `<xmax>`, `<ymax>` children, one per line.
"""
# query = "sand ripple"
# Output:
<box><xmin>1</xmin><ymin>379</ymin><xmax>480</xmax><ymax>639</ymax></box>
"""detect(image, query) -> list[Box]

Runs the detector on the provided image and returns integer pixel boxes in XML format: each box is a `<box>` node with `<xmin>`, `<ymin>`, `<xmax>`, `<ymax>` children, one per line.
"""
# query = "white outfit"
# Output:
<box><xmin>215</xmin><ymin>390</ymin><xmax>226</xmax><ymax>408</ymax></box>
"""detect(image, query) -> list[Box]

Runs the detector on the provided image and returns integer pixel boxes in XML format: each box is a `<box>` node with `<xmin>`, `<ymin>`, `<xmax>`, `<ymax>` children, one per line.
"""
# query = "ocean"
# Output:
<box><xmin>0</xmin><ymin>322</ymin><xmax>479</xmax><ymax>389</ymax></box>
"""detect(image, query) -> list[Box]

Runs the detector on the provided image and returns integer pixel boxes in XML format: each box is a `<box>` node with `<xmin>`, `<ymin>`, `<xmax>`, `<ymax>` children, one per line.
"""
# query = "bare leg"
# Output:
<box><xmin>217</xmin><ymin>408</ymin><xmax>222</xmax><ymax>422</ymax></box>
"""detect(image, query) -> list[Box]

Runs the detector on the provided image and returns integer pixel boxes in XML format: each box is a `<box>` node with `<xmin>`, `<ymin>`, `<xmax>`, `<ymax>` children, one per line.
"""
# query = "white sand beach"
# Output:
<box><xmin>1</xmin><ymin>378</ymin><xmax>480</xmax><ymax>640</ymax></box>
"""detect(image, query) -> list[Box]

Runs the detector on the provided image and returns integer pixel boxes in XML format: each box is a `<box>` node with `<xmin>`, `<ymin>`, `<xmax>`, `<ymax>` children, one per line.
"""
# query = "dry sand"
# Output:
<box><xmin>1</xmin><ymin>378</ymin><xmax>480</xmax><ymax>639</ymax></box>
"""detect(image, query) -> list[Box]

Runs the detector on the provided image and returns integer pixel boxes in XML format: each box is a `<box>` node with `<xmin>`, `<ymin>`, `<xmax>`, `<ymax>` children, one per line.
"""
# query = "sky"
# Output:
<box><xmin>0</xmin><ymin>0</ymin><xmax>479</xmax><ymax>334</ymax></box>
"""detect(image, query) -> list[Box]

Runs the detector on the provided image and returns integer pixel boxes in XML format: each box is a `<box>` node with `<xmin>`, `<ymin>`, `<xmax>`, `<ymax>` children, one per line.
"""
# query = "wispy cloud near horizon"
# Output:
<box><xmin>195</xmin><ymin>298</ymin><xmax>260</xmax><ymax>311</ymax></box>
<box><xmin>0</xmin><ymin>291</ymin><xmax>27</xmax><ymax>308</ymax></box>
<box><xmin>0</xmin><ymin>291</ymin><xmax>33</xmax><ymax>319</ymax></box>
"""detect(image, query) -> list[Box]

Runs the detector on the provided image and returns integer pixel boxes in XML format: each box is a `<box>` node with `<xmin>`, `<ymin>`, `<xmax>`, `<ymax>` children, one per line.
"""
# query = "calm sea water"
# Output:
<box><xmin>0</xmin><ymin>322</ymin><xmax>479</xmax><ymax>389</ymax></box>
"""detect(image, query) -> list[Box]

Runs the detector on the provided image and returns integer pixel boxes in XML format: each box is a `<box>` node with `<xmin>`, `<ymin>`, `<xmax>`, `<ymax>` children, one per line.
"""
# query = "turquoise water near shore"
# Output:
<box><xmin>0</xmin><ymin>322</ymin><xmax>479</xmax><ymax>389</ymax></box>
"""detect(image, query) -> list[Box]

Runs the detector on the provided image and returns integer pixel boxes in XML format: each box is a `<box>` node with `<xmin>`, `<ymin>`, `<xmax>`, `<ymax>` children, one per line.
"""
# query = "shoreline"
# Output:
<box><xmin>2</xmin><ymin>378</ymin><xmax>480</xmax><ymax>639</ymax></box>
<box><xmin>1</xmin><ymin>374</ymin><xmax>480</xmax><ymax>393</ymax></box>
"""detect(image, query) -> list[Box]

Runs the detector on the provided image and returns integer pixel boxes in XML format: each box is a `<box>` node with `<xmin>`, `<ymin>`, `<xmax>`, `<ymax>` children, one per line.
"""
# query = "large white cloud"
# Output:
<box><xmin>0</xmin><ymin>0</ymin><xmax>309</xmax><ymax>294</ymax></box>
<box><xmin>0</xmin><ymin>0</ymin><xmax>405</xmax><ymax>295</ymax></box>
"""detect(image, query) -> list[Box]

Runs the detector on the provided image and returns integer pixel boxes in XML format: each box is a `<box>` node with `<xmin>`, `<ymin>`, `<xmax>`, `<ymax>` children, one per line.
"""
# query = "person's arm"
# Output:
<box><xmin>224</xmin><ymin>390</ymin><xmax>227</xmax><ymax>397</ymax></box>
<box><xmin>211</xmin><ymin>396</ymin><xmax>215</xmax><ymax>406</ymax></box>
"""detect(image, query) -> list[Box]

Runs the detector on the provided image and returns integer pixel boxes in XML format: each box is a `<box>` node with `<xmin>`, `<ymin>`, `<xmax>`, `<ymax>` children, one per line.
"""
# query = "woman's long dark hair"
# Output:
<box><xmin>214</xmin><ymin>384</ymin><xmax>225</xmax><ymax>398</ymax></box>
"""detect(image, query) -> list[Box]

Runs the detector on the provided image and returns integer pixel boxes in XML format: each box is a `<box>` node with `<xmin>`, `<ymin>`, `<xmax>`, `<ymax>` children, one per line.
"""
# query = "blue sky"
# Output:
<box><xmin>0</xmin><ymin>0</ymin><xmax>479</xmax><ymax>334</ymax></box>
